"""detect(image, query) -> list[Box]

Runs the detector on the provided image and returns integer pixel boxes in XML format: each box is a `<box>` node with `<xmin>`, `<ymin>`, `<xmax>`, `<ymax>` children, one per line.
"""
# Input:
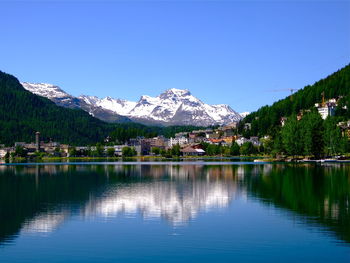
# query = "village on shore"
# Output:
<box><xmin>0</xmin><ymin>123</ymin><xmax>250</xmax><ymax>159</ymax></box>
<box><xmin>1</xmin><ymin>96</ymin><xmax>350</xmax><ymax>161</ymax></box>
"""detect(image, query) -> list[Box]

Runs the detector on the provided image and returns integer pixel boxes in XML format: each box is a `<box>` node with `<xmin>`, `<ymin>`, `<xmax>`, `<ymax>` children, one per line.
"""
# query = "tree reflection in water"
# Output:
<box><xmin>0</xmin><ymin>163</ymin><xmax>349</xmax><ymax>245</ymax></box>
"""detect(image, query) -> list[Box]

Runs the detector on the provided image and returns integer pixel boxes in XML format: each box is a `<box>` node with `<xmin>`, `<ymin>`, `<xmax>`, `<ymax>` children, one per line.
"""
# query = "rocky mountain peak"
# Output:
<box><xmin>22</xmin><ymin>82</ymin><xmax>242</xmax><ymax>126</ymax></box>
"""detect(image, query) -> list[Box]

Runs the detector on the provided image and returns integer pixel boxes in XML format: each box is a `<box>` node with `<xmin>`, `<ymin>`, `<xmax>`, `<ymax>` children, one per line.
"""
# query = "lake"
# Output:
<box><xmin>0</xmin><ymin>162</ymin><xmax>350</xmax><ymax>262</ymax></box>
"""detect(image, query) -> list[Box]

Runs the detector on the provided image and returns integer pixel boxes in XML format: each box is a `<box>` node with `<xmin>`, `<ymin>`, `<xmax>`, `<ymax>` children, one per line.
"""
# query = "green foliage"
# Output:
<box><xmin>206</xmin><ymin>144</ymin><xmax>220</xmax><ymax>156</ymax></box>
<box><xmin>69</xmin><ymin>147</ymin><xmax>77</xmax><ymax>157</ymax></box>
<box><xmin>122</xmin><ymin>146</ymin><xmax>137</xmax><ymax>157</ymax></box>
<box><xmin>240</xmin><ymin>64</ymin><xmax>350</xmax><ymax>137</ymax></box>
<box><xmin>161</xmin><ymin>148</ymin><xmax>172</xmax><ymax>158</ymax></box>
<box><xmin>324</xmin><ymin>118</ymin><xmax>343</xmax><ymax>155</ymax></box>
<box><xmin>281</xmin><ymin>115</ymin><xmax>303</xmax><ymax>156</ymax></box>
<box><xmin>95</xmin><ymin>143</ymin><xmax>104</xmax><ymax>156</ymax></box>
<box><xmin>14</xmin><ymin>146</ymin><xmax>27</xmax><ymax>157</ymax></box>
<box><xmin>107</xmin><ymin>147</ymin><xmax>115</xmax><ymax>157</ymax></box>
<box><xmin>0</xmin><ymin>70</ymin><xmax>205</xmax><ymax>147</ymax></box>
<box><xmin>240</xmin><ymin>142</ymin><xmax>257</xmax><ymax>155</ymax></box>
<box><xmin>0</xmin><ymin>71</ymin><xmax>113</xmax><ymax>145</ymax></box>
<box><xmin>281</xmin><ymin>111</ymin><xmax>325</xmax><ymax>158</ymax></box>
<box><xmin>260</xmin><ymin>137</ymin><xmax>273</xmax><ymax>153</ymax></box>
<box><xmin>230</xmin><ymin>142</ymin><xmax>240</xmax><ymax>156</ymax></box>
<box><xmin>339</xmin><ymin>137</ymin><xmax>350</xmax><ymax>154</ymax></box>
<box><xmin>300</xmin><ymin>111</ymin><xmax>324</xmax><ymax>158</ymax></box>
<box><xmin>33</xmin><ymin>151</ymin><xmax>46</xmax><ymax>159</ymax></box>
<box><xmin>151</xmin><ymin>147</ymin><xmax>161</xmax><ymax>155</ymax></box>
<box><xmin>171</xmin><ymin>144</ymin><xmax>181</xmax><ymax>157</ymax></box>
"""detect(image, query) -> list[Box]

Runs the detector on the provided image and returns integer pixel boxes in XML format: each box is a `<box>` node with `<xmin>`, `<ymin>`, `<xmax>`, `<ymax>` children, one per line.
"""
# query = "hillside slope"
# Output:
<box><xmin>22</xmin><ymin>83</ymin><xmax>242</xmax><ymax>126</ymax></box>
<box><xmin>240</xmin><ymin>64</ymin><xmax>350</xmax><ymax>136</ymax></box>
<box><xmin>0</xmin><ymin>71</ymin><xmax>112</xmax><ymax>145</ymax></box>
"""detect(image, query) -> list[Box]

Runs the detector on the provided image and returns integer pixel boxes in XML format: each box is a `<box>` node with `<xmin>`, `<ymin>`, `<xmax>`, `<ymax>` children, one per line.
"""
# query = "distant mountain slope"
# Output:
<box><xmin>21</xmin><ymin>82</ymin><xmax>131</xmax><ymax>123</ymax></box>
<box><xmin>240</xmin><ymin>63</ymin><xmax>350</xmax><ymax>136</ymax></box>
<box><xmin>0</xmin><ymin>71</ymin><xmax>113</xmax><ymax>145</ymax></box>
<box><xmin>22</xmin><ymin>83</ymin><xmax>242</xmax><ymax>126</ymax></box>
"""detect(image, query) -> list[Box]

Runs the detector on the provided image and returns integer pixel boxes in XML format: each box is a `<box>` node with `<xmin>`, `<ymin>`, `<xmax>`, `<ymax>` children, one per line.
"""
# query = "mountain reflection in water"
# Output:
<box><xmin>0</xmin><ymin>163</ymin><xmax>349</xmax><ymax>246</ymax></box>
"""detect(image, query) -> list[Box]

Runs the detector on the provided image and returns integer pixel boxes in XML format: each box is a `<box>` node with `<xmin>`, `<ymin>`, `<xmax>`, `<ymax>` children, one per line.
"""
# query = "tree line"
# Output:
<box><xmin>275</xmin><ymin>111</ymin><xmax>349</xmax><ymax>158</ymax></box>
<box><xmin>0</xmin><ymin>70</ymin><xmax>204</xmax><ymax>146</ymax></box>
<box><xmin>239</xmin><ymin>64</ymin><xmax>350</xmax><ymax>138</ymax></box>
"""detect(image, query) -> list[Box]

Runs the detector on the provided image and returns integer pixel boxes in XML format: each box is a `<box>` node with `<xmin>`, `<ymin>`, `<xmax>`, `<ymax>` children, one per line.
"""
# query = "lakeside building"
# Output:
<box><xmin>127</xmin><ymin>136</ymin><xmax>169</xmax><ymax>156</ymax></box>
<box><xmin>235</xmin><ymin>136</ymin><xmax>261</xmax><ymax>147</ymax></box>
<box><xmin>0</xmin><ymin>148</ymin><xmax>13</xmax><ymax>158</ymax></box>
<box><xmin>0</xmin><ymin>120</ymin><xmax>272</xmax><ymax>159</ymax></box>
<box><xmin>235</xmin><ymin>137</ymin><xmax>248</xmax><ymax>146</ymax></box>
<box><xmin>169</xmin><ymin>136</ymin><xmax>188</xmax><ymax>147</ymax></box>
<box><xmin>181</xmin><ymin>146</ymin><xmax>205</xmax><ymax>156</ymax></box>
<box><xmin>110</xmin><ymin>145</ymin><xmax>128</xmax><ymax>156</ymax></box>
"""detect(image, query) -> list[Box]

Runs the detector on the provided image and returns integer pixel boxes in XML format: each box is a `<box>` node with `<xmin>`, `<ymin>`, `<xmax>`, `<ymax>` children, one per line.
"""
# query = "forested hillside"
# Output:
<box><xmin>0</xmin><ymin>71</ymin><xmax>114</xmax><ymax>145</ymax></box>
<box><xmin>0</xmin><ymin>71</ymin><xmax>203</xmax><ymax>145</ymax></box>
<box><xmin>240</xmin><ymin>64</ymin><xmax>350</xmax><ymax>137</ymax></box>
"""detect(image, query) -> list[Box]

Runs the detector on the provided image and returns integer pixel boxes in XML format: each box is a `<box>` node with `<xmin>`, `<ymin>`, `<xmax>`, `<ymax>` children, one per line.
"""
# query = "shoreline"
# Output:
<box><xmin>1</xmin><ymin>155</ymin><xmax>350</xmax><ymax>165</ymax></box>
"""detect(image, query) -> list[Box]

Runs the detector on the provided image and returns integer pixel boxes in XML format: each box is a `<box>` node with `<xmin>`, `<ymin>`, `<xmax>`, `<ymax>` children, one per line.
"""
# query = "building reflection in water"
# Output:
<box><xmin>83</xmin><ymin>169</ymin><xmax>239</xmax><ymax>225</ymax></box>
<box><xmin>22</xmin><ymin>210</ymin><xmax>69</xmax><ymax>234</ymax></box>
<box><xmin>9</xmin><ymin>164</ymin><xmax>241</xmax><ymax>235</ymax></box>
<box><xmin>1</xmin><ymin>163</ymin><xmax>349</xmax><ymax>244</ymax></box>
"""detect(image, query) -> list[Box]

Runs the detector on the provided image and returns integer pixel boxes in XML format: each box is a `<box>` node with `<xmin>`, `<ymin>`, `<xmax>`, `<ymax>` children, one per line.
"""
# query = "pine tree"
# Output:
<box><xmin>301</xmin><ymin>111</ymin><xmax>324</xmax><ymax>158</ymax></box>
<box><xmin>324</xmin><ymin>118</ymin><xmax>342</xmax><ymax>156</ymax></box>
<box><xmin>230</xmin><ymin>142</ymin><xmax>240</xmax><ymax>156</ymax></box>
<box><xmin>281</xmin><ymin>115</ymin><xmax>302</xmax><ymax>157</ymax></box>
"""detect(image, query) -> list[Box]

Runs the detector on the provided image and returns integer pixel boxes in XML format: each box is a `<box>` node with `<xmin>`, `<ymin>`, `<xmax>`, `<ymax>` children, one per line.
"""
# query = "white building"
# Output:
<box><xmin>0</xmin><ymin>148</ymin><xmax>13</xmax><ymax>158</ymax></box>
<box><xmin>112</xmin><ymin>145</ymin><xmax>128</xmax><ymax>156</ymax></box>
<box><xmin>169</xmin><ymin>137</ymin><xmax>188</xmax><ymax>147</ymax></box>
<box><xmin>0</xmin><ymin>149</ymin><xmax>8</xmax><ymax>158</ymax></box>
<box><xmin>235</xmin><ymin>137</ymin><xmax>249</xmax><ymax>146</ymax></box>
<box><xmin>316</xmin><ymin>104</ymin><xmax>336</xmax><ymax>120</ymax></box>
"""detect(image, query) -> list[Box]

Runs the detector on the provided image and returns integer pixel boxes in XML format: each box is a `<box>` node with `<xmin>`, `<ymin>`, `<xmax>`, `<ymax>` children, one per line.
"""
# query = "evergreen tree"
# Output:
<box><xmin>230</xmin><ymin>142</ymin><xmax>240</xmax><ymax>156</ymax></box>
<box><xmin>68</xmin><ymin>147</ymin><xmax>77</xmax><ymax>157</ymax></box>
<box><xmin>151</xmin><ymin>147</ymin><xmax>161</xmax><ymax>155</ymax></box>
<box><xmin>240</xmin><ymin>64</ymin><xmax>350</xmax><ymax>137</ymax></box>
<box><xmin>240</xmin><ymin>142</ymin><xmax>257</xmax><ymax>155</ymax></box>
<box><xmin>323</xmin><ymin>118</ymin><xmax>342</xmax><ymax>156</ymax></box>
<box><xmin>122</xmin><ymin>146</ymin><xmax>137</xmax><ymax>157</ymax></box>
<box><xmin>107</xmin><ymin>147</ymin><xmax>115</xmax><ymax>157</ymax></box>
<box><xmin>300</xmin><ymin>111</ymin><xmax>324</xmax><ymax>158</ymax></box>
<box><xmin>171</xmin><ymin>144</ymin><xmax>181</xmax><ymax>157</ymax></box>
<box><xmin>281</xmin><ymin>115</ymin><xmax>302</xmax><ymax>157</ymax></box>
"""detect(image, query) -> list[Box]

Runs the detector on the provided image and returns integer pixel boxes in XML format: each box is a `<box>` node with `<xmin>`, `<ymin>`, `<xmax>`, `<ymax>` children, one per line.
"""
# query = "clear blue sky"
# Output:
<box><xmin>0</xmin><ymin>0</ymin><xmax>349</xmax><ymax>113</ymax></box>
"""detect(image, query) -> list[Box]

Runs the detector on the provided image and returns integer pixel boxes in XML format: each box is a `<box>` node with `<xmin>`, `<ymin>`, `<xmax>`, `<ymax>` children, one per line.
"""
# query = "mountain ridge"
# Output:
<box><xmin>0</xmin><ymin>72</ymin><xmax>113</xmax><ymax>145</ymax></box>
<box><xmin>21</xmin><ymin>83</ymin><xmax>242</xmax><ymax>126</ymax></box>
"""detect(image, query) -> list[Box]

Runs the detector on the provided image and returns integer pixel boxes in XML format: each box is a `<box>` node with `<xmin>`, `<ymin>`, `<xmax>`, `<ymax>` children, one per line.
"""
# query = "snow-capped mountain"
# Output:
<box><xmin>21</xmin><ymin>83</ymin><xmax>242</xmax><ymax>126</ymax></box>
<box><xmin>21</xmin><ymin>82</ymin><xmax>130</xmax><ymax>123</ymax></box>
<box><xmin>22</xmin><ymin>82</ymin><xmax>81</xmax><ymax>108</ymax></box>
<box><xmin>239</xmin><ymin>112</ymin><xmax>250</xmax><ymax>118</ymax></box>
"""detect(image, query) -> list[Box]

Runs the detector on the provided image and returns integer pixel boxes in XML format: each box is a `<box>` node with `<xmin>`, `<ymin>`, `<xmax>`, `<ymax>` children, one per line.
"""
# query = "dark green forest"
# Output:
<box><xmin>0</xmin><ymin>71</ymin><xmax>113</xmax><ymax>145</ymax></box>
<box><xmin>239</xmin><ymin>64</ymin><xmax>350</xmax><ymax>137</ymax></box>
<box><xmin>0</xmin><ymin>70</ymin><xmax>202</xmax><ymax>145</ymax></box>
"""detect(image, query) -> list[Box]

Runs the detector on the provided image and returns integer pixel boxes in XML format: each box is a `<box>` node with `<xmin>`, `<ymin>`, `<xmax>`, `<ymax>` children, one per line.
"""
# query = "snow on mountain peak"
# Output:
<box><xmin>21</xmin><ymin>81</ymin><xmax>242</xmax><ymax>126</ymax></box>
<box><xmin>163</xmin><ymin>88</ymin><xmax>191</xmax><ymax>97</ymax></box>
<box><xmin>21</xmin><ymin>82</ymin><xmax>70</xmax><ymax>99</ymax></box>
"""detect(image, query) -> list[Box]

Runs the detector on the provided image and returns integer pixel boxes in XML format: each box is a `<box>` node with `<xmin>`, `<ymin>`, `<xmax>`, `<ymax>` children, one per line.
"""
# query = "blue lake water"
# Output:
<box><xmin>0</xmin><ymin>162</ymin><xmax>349</xmax><ymax>262</ymax></box>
